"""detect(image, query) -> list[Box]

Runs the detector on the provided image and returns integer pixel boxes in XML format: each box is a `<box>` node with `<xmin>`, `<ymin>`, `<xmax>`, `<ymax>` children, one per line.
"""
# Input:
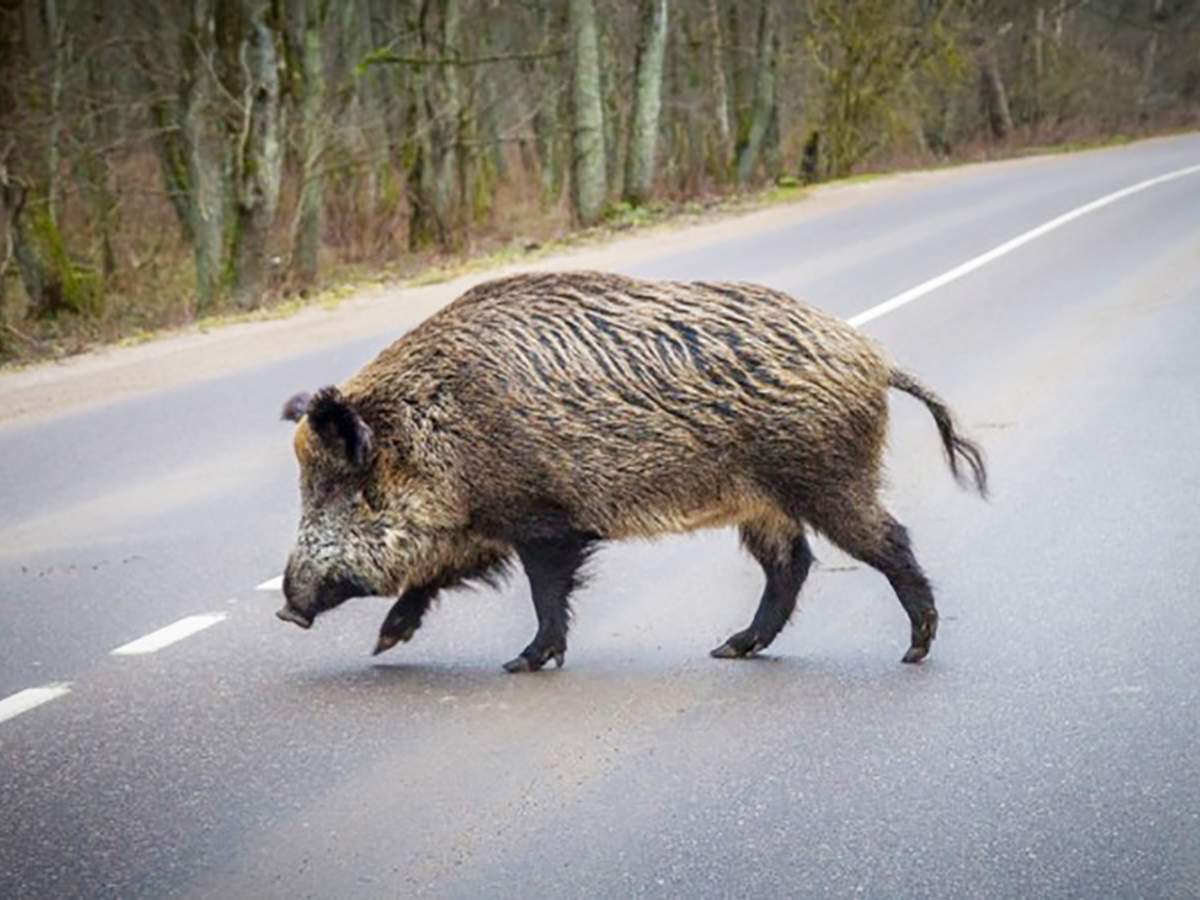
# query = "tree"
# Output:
<box><xmin>735</xmin><ymin>0</ymin><xmax>778</xmax><ymax>186</ymax></box>
<box><xmin>179</xmin><ymin>0</ymin><xmax>229</xmax><ymax>312</ymax></box>
<box><xmin>704</xmin><ymin>0</ymin><xmax>733</xmax><ymax>173</ymax></box>
<box><xmin>229</xmin><ymin>0</ymin><xmax>285</xmax><ymax>308</ymax></box>
<box><xmin>177</xmin><ymin>0</ymin><xmax>285</xmax><ymax>312</ymax></box>
<box><xmin>568</xmin><ymin>0</ymin><xmax>607</xmax><ymax>225</ymax></box>
<box><xmin>979</xmin><ymin>42</ymin><xmax>1014</xmax><ymax>139</ymax></box>
<box><xmin>807</xmin><ymin>0</ymin><xmax>958</xmax><ymax>180</ymax></box>
<box><xmin>286</xmin><ymin>0</ymin><xmax>328</xmax><ymax>288</ymax></box>
<box><xmin>624</xmin><ymin>0</ymin><xmax>670</xmax><ymax>205</ymax></box>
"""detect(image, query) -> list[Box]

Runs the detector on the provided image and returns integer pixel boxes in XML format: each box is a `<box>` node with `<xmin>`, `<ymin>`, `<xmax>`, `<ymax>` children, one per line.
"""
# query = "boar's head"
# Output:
<box><xmin>276</xmin><ymin>386</ymin><xmax>412</xmax><ymax>629</ymax></box>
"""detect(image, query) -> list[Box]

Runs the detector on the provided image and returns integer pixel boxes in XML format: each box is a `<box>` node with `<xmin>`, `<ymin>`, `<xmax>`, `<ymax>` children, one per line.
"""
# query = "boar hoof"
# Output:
<box><xmin>710</xmin><ymin>631</ymin><xmax>764</xmax><ymax>659</ymax></box>
<box><xmin>901</xmin><ymin>609</ymin><xmax>937</xmax><ymax>663</ymax></box>
<box><xmin>502</xmin><ymin>645</ymin><xmax>565</xmax><ymax>673</ymax></box>
<box><xmin>372</xmin><ymin>633</ymin><xmax>399</xmax><ymax>656</ymax></box>
<box><xmin>901</xmin><ymin>646</ymin><xmax>929</xmax><ymax>664</ymax></box>
<box><xmin>373</xmin><ymin>625</ymin><xmax>417</xmax><ymax>656</ymax></box>
<box><xmin>276</xmin><ymin>607</ymin><xmax>313</xmax><ymax>630</ymax></box>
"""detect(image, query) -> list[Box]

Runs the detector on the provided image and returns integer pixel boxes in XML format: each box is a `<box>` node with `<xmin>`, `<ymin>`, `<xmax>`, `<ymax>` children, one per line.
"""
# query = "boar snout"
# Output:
<box><xmin>278</xmin><ymin>556</ymin><xmax>318</xmax><ymax>629</ymax></box>
<box><xmin>276</xmin><ymin>605</ymin><xmax>313</xmax><ymax>629</ymax></box>
<box><xmin>278</xmin><ymin>553</ymin><xmax>373</xmax><ymax>630</ymax></box>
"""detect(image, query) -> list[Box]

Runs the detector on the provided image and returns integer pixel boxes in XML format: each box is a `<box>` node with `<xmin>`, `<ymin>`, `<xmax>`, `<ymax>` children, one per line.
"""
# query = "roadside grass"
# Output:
<box><xmin>1</xmin><ymin>126</ymin><xmax>1192</xmax><ymax>371</ymax></box>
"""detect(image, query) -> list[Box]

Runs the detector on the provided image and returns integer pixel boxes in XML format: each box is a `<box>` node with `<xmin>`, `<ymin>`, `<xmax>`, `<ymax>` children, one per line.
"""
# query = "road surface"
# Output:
<box><xmin>2</xmin><ymin>135</ymin><xmax>1198</xmax><ymax>898</ymax></box>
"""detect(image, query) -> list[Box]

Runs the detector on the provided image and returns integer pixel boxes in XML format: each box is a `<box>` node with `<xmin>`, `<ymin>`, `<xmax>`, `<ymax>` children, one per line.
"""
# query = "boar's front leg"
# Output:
<box><xmin>373</xmin><ymin>551</ymin><xmax>512</xmax><ymax>657</ymax></box>
<box><xmin>374</xmin><ymin>585</ymin><xmax>438</xmax><ymax>656</ymax></box>
<box><xmin>504</xmin><ymin>532</ymin><xmax>597</xmax><ymax>673</ymax></box>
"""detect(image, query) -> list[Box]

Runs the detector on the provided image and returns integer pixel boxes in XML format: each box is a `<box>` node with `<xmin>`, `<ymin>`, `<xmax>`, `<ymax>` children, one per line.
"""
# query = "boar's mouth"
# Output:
<box><xmin>276</xmin><ymin>576</ymin><xmax>371</xmax><ymax>630</ymax></box>
<box><xmin>276</xmin><ymin>606</ymin><xmax>313</xmax><ymax>629</ymax></box>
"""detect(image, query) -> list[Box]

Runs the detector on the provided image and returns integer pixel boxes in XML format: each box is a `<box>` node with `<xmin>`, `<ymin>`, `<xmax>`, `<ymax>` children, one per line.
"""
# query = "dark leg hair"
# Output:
<box><xmin>373</xmin><ymin>551</ymin><xmax>512</xmax><ymax>656</ymax></box>
<box><xmin>505</xmin><ymin>531</ymin><xmax>596</xmax><ymax>673</ymax></box>
<box><xmin>816</xmin><ymin>503</ymin><xmax>938</xmax><ymax>664</ymax></box>
<box><xmin>712</xmin><ymin>525</ymin><xmax>813</xmax><ymax>659</ymax></box>
<box><xmin>373</xmin><ymin>585</ymin><xmax>439</xmax><ymax>656</ymax></box>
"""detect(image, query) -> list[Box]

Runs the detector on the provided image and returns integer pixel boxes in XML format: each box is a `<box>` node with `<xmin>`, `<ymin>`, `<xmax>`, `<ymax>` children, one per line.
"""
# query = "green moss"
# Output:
<box><xmin>378</xmin><ymin>164</ymin><xmax>402</xmax><ymax>214</ymax></box>
<box><xmin>28</xmin><ymin>208</ymin><xmax>102</xmax><ymax>317</ymax></box>
<box><xmin>602</xmin><ymin>200</ymin><xmax>661</xmax><ymax>228</ymax></box>
<box><xmin>762</xmin><ymin>183</ymin><xmax>807</xmax><ymax>204</ymax></box>
<box><xmin>471</xmin><ymin>156</ymin><xmax>498</xmax><ymax>222</ymax></box>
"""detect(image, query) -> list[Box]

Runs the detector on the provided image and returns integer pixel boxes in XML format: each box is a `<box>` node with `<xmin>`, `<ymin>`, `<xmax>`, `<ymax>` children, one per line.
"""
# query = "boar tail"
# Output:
<box><xmin>889</xmin><ymin>369</ymin><xmax>988</xmax><ymax>498</ymax></box>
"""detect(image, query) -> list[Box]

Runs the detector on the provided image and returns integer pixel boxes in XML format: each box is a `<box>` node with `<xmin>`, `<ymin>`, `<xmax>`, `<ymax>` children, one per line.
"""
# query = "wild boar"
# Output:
<box><xmin>277</xmin><ymin>271</ymin><xmax>986</xmax><ymax>672</ymax></box>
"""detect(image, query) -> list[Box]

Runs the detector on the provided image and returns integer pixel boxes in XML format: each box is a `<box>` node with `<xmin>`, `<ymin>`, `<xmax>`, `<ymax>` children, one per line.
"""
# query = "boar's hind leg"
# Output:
<box><xmin>505</xmin><ymin>533</ymin><xmax>596</xmax><ymax>674</ymax></box>
<box><xmin>817</xmin><ymin>503</ymin><xmax>938</xmax><ymax>664</ymax></box>
<box><xmin>712</xmin><ymin>525</ymin><xmax>813</xmax><ymax>659</ymax></box>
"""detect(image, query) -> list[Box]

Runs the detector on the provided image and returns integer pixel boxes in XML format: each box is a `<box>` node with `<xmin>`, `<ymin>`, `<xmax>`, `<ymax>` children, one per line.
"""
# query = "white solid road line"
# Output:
<box><xmin>256</xmin><ymin>575</ymin><xmax>283</xmax><ymax>592</ymax></box>
<box><xmin>0</xmin><ymin>683</ymin><xmax>72</xmax><ymax>725</ymax></box>
<box><xmin>110</xmin><ymin>613</ymin><xmax>228</xmax><ymax>656</ymax></box>
<box><xmin>848</xmin><ymin>162</ymin><xmax>1200</xmax><ymax>328</ymax></box>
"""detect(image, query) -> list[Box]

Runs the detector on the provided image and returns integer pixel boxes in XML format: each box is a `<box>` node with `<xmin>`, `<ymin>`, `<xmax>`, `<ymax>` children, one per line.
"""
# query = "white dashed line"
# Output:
<box><xmin>110</xmin><ymin>613</ymin><xmax>228</xmax><ymax>656</ymax></box>
<box><xmin>847</xmin><ymin>163</ymin><xmax>1200</xmax><ymax>328</ymax></box>
<box><xmin>256</xmin><ymin>575</ymin><xmax>283</xmax><ymax>592</ymax></box>
<box><xmin>0</xmin><ymin>683</ymin><xmax>72</xmax><ymax>725</ymax></box>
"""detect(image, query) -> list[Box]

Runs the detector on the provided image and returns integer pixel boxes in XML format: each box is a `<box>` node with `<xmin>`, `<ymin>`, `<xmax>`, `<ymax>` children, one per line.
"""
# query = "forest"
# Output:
<box><xmin>1</xmin><ymin>0</ymin><xmax>1197</xmax><ymax>362</ymax></box>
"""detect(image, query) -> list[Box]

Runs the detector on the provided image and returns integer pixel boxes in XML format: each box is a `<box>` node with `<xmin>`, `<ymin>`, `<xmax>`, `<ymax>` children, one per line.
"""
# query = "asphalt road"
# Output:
<box><xmin>2</xmin><ymin>135</ymin><xmax>1199</xmax><ymax>899</ymax></box>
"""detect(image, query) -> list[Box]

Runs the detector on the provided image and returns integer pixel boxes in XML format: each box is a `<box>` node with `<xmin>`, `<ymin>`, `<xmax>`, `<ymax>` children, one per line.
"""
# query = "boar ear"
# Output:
<box><xmin>306</xmin><ymin>386</ymin><xmax>374</xmax><ymax>470</ymax></box>
<box><xmin>281</xmin><ymin>392</ymin><xmax>312</xmax><ymax>423</ymax></box>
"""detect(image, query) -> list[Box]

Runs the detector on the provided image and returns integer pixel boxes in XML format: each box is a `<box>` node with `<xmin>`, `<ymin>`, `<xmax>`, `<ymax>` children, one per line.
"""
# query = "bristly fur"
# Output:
<box><xmin>282</xmin><ymin>270</ymin><xmax>988</xmax><ymax>670</ymax></box>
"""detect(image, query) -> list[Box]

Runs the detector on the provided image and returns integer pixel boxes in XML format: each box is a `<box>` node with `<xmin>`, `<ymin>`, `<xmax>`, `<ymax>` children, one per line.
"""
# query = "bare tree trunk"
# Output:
<box><xmin>0</xmin><ymin>169</ymin><xmax>60</xmax><ymax>317</ymax></box>
<box><xmin>735</xmin><ymin>0</ymin><xmax>777</xmax><ymax>186</ymax></box>
<box><xmin>75</xmin><ymin>2</ymin><xmax>118</xmax><ymax>280</ymax></box>
<box><xmin>181</xmin><ymin>0</ymin><xmax>231</xmax><ymax>312</ymax></box>
<box><xmin>11</xmin><ymin>0</ymin><xmax>76</xmax><ymax>316</ymax></box>
<box><xmin>403</xmin><ymin>0</ymin><xmax>463</xmax><ymax>251</ymax></box>
<box><xmin>136</xmin><ymin>0</ymin><xmax>194</xmax><ymax>242</ymax></box>
<box><xmin>231</xmin><ymin>2</ymin><xmax>284</xmax><ymax>309</ymax></box>
<box><xmin>979</xmin><ymin>45</ymin><xmax>1014</xmax><ymax>140</ymax></box>
<box><xmin>433</xmin><ymin>0</ymin><xmax>462</xmax><ymax>244</ymax></box>
<box><xmin>42</xmin><ymin>0</ymin><xmax>66</xmax><ymax>226</ymax></box>
<box><xmin>624</xmin><ymin>0</ymin><xmax>669</xmax><ymax>206</ymax></box>
<box><xmin>0</xmin><ymin>154</ymin><xmax>13</xmax><ymax>325</ymax></box>
<box><xmin>403</xmin><ymin>2</ymin><xmax>436</xmax><ymax>250</ymax></box>
<box><xmin>568</xmin><ymin>0</ymin><xmax>607</xmax><ymax>225</ymax></box>
<box><xmin>1138</xmin><ymin>0</ymin><xmax>1166</xmax><ymax>116</ymax></box>
<box><xmin>363</xmin><ymin>0</ymin><xmax>399</xmax><ymax>209</ymax></box>
<box><xmin>728</xmin><ymin>0</ymin><xmax>755</xmax><ymax>165</ymax></box>
<box><xmin>705</xmin><ymin>0</ymin><xmax>732</xmax><ymax>172</ymax></box>
<box><xmin>600</xmin><ymin>23</ymin><xmax>623</xmax><ymax>200</ymax></box>
<box><xmin>147</xmin><ymin>98</ymin><xmax>195</xmax><ymax>242</ymax></box>
<box><xmin>288</xmin><ymin>0</ymin><xmax>326</xmax><ymax>289</ymax></box>
<box><xmin>1031</xmin><ymin>5</ymin><xmax>1046</xmax><ymax>126</ymax></box>
<box><xmin>526</xmin><ymin>1</ymin><xmax>565</xmax><ymax>205</ymax></box>
<box><xmin>476</xmin><ymin>12</ymin><xmax>509</xmax><ymax>182</ymax></box>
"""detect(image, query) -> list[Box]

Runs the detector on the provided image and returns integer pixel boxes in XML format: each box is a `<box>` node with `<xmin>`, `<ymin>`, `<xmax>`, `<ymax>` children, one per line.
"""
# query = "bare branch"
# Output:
<box><xmin>357</xmin><ymin>46</ymin><xmax>565</xmax><ymax>73</ymax></box>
